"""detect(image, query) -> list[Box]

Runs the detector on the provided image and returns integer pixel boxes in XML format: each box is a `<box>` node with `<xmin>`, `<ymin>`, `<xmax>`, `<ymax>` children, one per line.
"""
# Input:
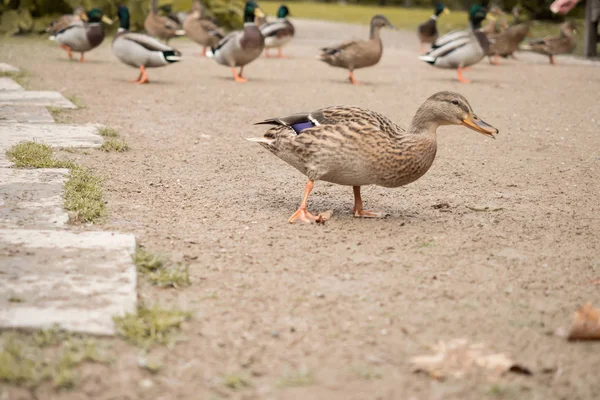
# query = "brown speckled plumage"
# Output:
<box><xmin>528</xmin><ymin>21</ymin><xmax>577</xmax><ymax>59</ymax></box>
<box><xmin>145</xmin><ymin>0</ymin><xmax>182</xmax><ymax>44</ymax></box>
<box><xmin>249</xmin><ymin>92</ymin><xmax>498</xmax><ymax>222</ymax></box>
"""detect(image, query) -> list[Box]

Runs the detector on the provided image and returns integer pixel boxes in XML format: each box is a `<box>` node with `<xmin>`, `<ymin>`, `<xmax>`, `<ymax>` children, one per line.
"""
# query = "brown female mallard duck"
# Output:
<box><xmin>487</xmin><ymin>6</ymin><xmax>530</xmax><ymax>64</ymax></box>
<box><xmin>183</xmin><ymin>0</ymin><xmax>225</xmax><ymax>56</ymax></box>
<box><xmin>417</xmin><ymin>3</ymin><xmax>450</xmax><ymax>53</ymax></box>
<box><xmin>145</xmin><ymin>0</ymin><xmax>185</xmax><ymax>44</ymax></box>
<box><xmin>525</xmin><ymin>21</ymin><xmax>577</xmax><ymax>64</ymax></box>
<box><xmin>248</xmin><ymin>91</ymin><xmax>498</xmax><ymax>223</ymax></box>
<box><xmin>318</xmin><ymin>15</ymin><xmax>395</xmax><ymax>85</ymax></box>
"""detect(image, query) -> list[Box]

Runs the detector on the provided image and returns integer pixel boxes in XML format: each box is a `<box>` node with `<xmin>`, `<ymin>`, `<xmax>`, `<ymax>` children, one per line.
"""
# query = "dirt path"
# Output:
<box><xmin>2</xmin><ymin>19</ymin><xmax>600</xmax><ymax>399</ymax></box>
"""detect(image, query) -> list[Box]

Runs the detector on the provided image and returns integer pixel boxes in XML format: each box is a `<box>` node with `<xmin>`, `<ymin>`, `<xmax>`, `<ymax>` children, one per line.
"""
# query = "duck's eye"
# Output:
<box><xmin>451</xmin><ymin>100</ymin><xmax>459</xmax><ymax>106</ymax></box>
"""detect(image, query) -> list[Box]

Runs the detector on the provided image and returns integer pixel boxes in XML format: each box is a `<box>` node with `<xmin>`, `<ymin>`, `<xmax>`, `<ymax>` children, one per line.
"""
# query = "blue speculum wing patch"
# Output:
<box><xmin>291</xmin><ymin>121</ymin><xmax>314</xmax><ymax>134</ymax></box>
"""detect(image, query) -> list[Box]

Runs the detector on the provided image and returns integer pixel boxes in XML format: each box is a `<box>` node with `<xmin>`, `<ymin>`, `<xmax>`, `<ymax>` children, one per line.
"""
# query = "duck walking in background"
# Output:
<box><xmin>184</xmin><ymin>0</ymin><xmax>225</xmax><ymax>56</ymax></box>
<box><xmin>487</xmin><ymin>6</ymin><xmax>530</xmax><ymax>64</ymax></box>
<box><xmin>417</xmin><ymin>3</ymin><xmax>450</xmax><ymax>53</ymax></box>
<box><xmin>145</xmin><ymin>0</ymin><xmax>185</xmax><ymax>44</ymax></box>
<box><xmin>211</xmin><ymin>0</ymin><xmax>265</xmax><ymax>83</ymax></box>
<box><xmin>524</xmin><ymin>21</ymin><xmax>577</xmax><ymax>64</ymax></box>
<box><xmin>318</xmin><ymin>15</ymin><xmax>395</xmax><ymax>85</ymax></box>
<box><xmin>113</xmin><ymin>5</ymin><xmax>182</xmax><ymax>84</ymax></box>
<box><xmin>419</xmin><ymin>5</ymin><xmax>491</xmax><ymax>83</ymax></box>
<box><xmin>260</xmin><ymin>5</ymin><xmax>295</xmax><ymax>58</ymax></box>
<box><xmin>248</xmin><ymin>92</ymin><xmax>497</xmax><ymax>223</ymax></box>
<box><xmin>46</xmin><ymin>6</ymin><xmax>85</xmax><ymax>38</ymax></box>
<box><xmin>54</xmin><ymin>8</ymin><xmax>112</xmax><ymax>62</ymax></box>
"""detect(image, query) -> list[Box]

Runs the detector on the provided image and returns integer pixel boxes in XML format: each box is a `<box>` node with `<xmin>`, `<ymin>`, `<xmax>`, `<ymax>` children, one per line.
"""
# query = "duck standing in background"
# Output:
<box><xmin>54</xmin><ymin>8</ymin><xmax>112</xmax><ymax>62</ymax></box>
<box><xmin>260</xmin><ymin>5</ymin><xmax>295</xmax><ymax>58</ymax></box>
<box><xmin>487</xmin><ymin>6</ymin><xmax>530</xmax><ymax>63</ymax></box>
<box><xmin>417</xmin><ymin>3</ymin><xmax>450</xmax><ymax>53</ymax></box>
<box><xmin>184</xmin><ymin>0</ymin><xmax>225</xmax><ymax>56</ymax></box>
<box><xmin>247</xmin><ymin>92</ymin><xmax>498</xmax><ymax>224</ymax></box>
<box><xmin>211</xmin><ymin>0</ymin><xmax>265</xmax><ymax>83</ymax></box>
<box><xmin>524</xmin><ymin>21</ymin><xmax>577</xmax><ymax>64</ymax></box>
<box><xmin>47</xmin><ymin>6</ymin><xmax>85</xmax><ymax>38</ymax></box>
<box><xmin>318</xmin><ymin>15</ymin><xmax>395</xmax><ymax>85</ymax></box>
<box><xmin>113</xmin><ymin>5</ymin><xmax>182</xmax><ymax>84</ymax></box>
<box><xmin>419</xmin><ymin>4</ymin><xmax>491</xmax><ymax>83</ymax></box>
<box><xmin>145</xmin><ymin>0</ymin><xmax>185</xmax><ymax>44</ymax></box>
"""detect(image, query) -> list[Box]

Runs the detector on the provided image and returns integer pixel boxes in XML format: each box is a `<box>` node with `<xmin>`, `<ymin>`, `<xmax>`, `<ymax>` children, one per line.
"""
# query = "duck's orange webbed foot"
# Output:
<box><xmin>232</xmin><ymin>67</ymin><xmax>247</xmax><ymax>83</ymax></box>
<box><xmin>348</xmin><ymin>71</ymin><xmax>361</xmax><ymax>85</ymax></box>
<box><xmin>288</xmin><ymin>208</ymin><xmax>323</xmax><ymax>224</ymax></box>
<box><xmin>60</xmin><ymin>44</ymin><xmax>73</xmax><ymax>60</ymax></box>
<box><xmin>352</xmin><ymin>186</ymin><xmax>387</xmax><ymax>219</ymax></box>
<box><xmin>457</xmin><ymin>67</ymin><xmax>471</xmax><ymax>84</ymax></box>
<box><xmin>134</xmin><ymin>66</ymin><xmax>150</xmax><ymax>84</ymax></box>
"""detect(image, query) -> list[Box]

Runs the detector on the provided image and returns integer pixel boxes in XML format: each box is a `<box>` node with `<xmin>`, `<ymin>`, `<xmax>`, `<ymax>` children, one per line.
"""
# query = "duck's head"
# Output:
<box><xmin>277</xmin><ymin>5</ymin><xmax>290</xmax><ymax>18</ymax></box>
<box><xmin>244</xmin><ymin>1</ymin><xmax>264</xmax><ymax>23</ymax></box>
<box><xmin>86</xmin><ymin>8</ymin><xmax>113</xmax><ymax>25</ymax></box>
<box><xmin>117</xmin><ymin>6</ymin><xmax>130</xmax><ymax>30</ymax></box>
<box><xmin>370</xmin><ymin>15</ymin><xmax>395</xmax><ymax>30</ymax></box>
<box><xmin>468</xmin><ymin>4</ymin><xmax>489</xmax><ymax>29</ymax></box>
<box><xmin>416</xmin><ymin>92</ymin><xmax>498</xmax><ymax>138</ymax></box>
<box><xmin>561</xmin><ymin>20</ymin><xmax>577</xmax><ymax>35</ymax></box>
<box><xmin>434</xmin><ymin>3</ymin><xmax>449</xmax><ymax>16</ymax></box>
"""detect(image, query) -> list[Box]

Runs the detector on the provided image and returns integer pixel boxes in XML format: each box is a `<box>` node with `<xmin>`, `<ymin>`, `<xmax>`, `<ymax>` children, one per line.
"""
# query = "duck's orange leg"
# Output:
<box><xmin>130</xmin><ymin>67</ymin><xmax>143</xmax><ymax>83</ymax></box>
<box><xmin>134</xmin><ymin>66</ymin><xmax>150</xmax><ymax>84</ymax></box>
<box><xmin>277</xmin><ymin>47</ymin><xmax>284</xmax><ymax>58</ymax></box>
<box><xmin>231</xmin><ymin>67</ymin><xmax>247</xmax><ymax>83</ymax></box>
<box><xmin>289</xmin><ymin>180</ymin><xmax>323</xmax><ymax>224</ymax></box>
<box><xmin>457</xmin><ymin>67</ymin><xmax>471</xmax><ymax>84</ymax></box>
<box><xmin>201</xmin><ymin>47</ymin><xmax>207</xmax><ymax>56</ymax></box>
<box><xmin>79</xmin><ymin>53</ymin><xmax>85</xmax><ymax>62</ymax></box>
<box><xmin>549</xmin><ymin>55</ymin><xmax>556</xmax><ymax>65</ymax></box>
<box><xmin>348</xmin><ymin>71</ymin><xmax>360</xmax><ymax>85</ymax></box>
<box><xmin>352</xmin><ymin>186</ymin><xmax>387</xmax><ymax>218</ymax></box>
<box><xmin>60</xmin><ymin>44</ymin><xmax>73</xmax><ymax>60</ymax></box>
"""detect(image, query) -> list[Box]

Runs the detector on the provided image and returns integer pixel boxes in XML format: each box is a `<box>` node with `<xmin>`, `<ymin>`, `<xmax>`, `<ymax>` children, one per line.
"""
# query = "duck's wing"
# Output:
<box><xmin>121</xmin><ymin>32</ymin><xmax>180</xmax><ymax>53</ymax></box>
<box><xmin>200</xmin><ymin>18</ymin><xmax>225</xmax><ymax>39</ymax></box>
<box><xmin>431</xmin><ymin>29</ymin><xmax>469</xmax><ymax>49</ymax></box>
<box><xmin>212</xmin><ymin>30</ymin><xmax>239</xmax><ymax>52</ymax></box>
<box><xmin>260</xmin><ymin>20</ymin><xmax>291</xmax><ymax>38</ymax></box>
<box><xmin>47</xmin><ymin>14</ymin><xmax>81</xmax><ymax>34</ymax></box>
<box><xmin>425</xmin><ymin>34</ymin><xmax>472</xmax><ymax>58</ymax></box>
<box><xmin>319</xmin><ymin>40</ymin><xmax>358</xmax><ymax>56</ymax></box>
<box><xmin>255</xmin><ymin>106</ymin><xmax>405</xmax><ymax>139</ymax></box>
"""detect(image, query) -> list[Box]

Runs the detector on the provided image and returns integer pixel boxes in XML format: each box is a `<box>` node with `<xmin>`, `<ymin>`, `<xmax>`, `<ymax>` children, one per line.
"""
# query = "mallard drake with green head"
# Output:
<box><xmin>54</xmin><ymin>8</ymin><xmax>113</xmax><ymax>62</ymax></box>
<box><xmin>419</xmin><ymin>4</ymin><xmax>490</xmax><ymax>83</ymax></box>
<box><xmin>260</xmin><ymin>5</ymin><xmax>295</xmax><ymax>58</ymax></box>
<box><xmin>525</xmin><ymin>21</ymin><xmax>577</xmax><ymax>64</ymax></box>
<box><xmin>145</xmin><ymin>0</ymin><xmax>185</xmax><ymax>44</ymax></box>
<box><xmin>417</xmin><ymin>3</ymin><xmax>450</xmax><ymax>53</ymax></box>
<box><xmin>211</xmin><ymin>0</ymin><xmax>265</xmax><ymax>83</ymax></box>
<box><xmin>248</xmin><ymin>91</ymin><xmax>498</xmax><ymax>223</ymax></box>
<box><xmin>318</xmin><ymin>15</ymin><xmax>395</xmax><ymax>85</ymax></box>
<box><xmin>184</xmin><ymin>0</ymin><xmax>225</xmax><ymax>56</ymax></box>
<box><xmin>113</xmin><ymin>5</ymin><xmax>182</xmax><ymax>84</ymax></box>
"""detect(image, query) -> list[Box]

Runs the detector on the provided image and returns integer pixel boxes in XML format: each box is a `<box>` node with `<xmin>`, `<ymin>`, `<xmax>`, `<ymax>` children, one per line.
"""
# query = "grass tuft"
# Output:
<box><xmin>6</xmin><ymin>142</ymin><xmax>75</xmax><ymax>169</ymax></box>
<box><xmin>0</xmin><ymin>330</ymin><xmax>108</xmax><ymax>389</ymax></box>
<box><xmin>149</xmin><ymin>265</ymin><xmax>191</xmax><ymax>288</ymax></box>
<box><xmin>101</xmin><ymin>138</ymin><xmax>130</xmax><ymax>153</ymax></box>
<box><xmin>277</xmin><ymin>369</ymin><xmax>314</xmax><ymax>387</ymax></box>
<box><xmin>0</xmin><ymin>69</ymin><xmax>29</xmax><ymax>88</ymax></box>
<box><xmin>66</xmin><ymin>94</ymin><xmax>85</xmax><ymax>109</ymax></box>
<box><xmin>64</xmin><ymin>167</ymin><xmax>105</xmax><ymax>224</ymax></box>
<box><xmin>113</xmin><ymin>305</ymin><xmax>191</xmax><ymax>348</ymax></box>
<box><xmin>134</xmin><ymin>248</ymin><xmax>167</xmax><ymax>272</ymax></box>
<box><xmin>222</xmin><ymin>372</ymin><xmax>251</xmax><ymax>390</ymax></box>
<box><xmin>47</xmin><ymin>107</ymin><xmax>70</xmax><ymax>123</ymax></box>
<box><xmin>98</xmin><ymin>127</ymin><xmax>119</xmax><ymax>138</ymax></box>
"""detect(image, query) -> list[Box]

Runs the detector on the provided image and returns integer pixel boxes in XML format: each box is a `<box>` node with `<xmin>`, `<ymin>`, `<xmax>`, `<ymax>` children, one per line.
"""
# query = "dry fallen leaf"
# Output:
<box><xmin>410</xmin><ymin>339</ymin><xmax>532</xmax><ymax>380</ymax></box>
<box><xmin>568</xmin><ymin>303</ymin><xmax>600</xmax><ymax>341</ymax></box>
<box><xmin>316</xmin><ymin>210</ymin><xmax>333</xmax><ymax>223</ymax></box>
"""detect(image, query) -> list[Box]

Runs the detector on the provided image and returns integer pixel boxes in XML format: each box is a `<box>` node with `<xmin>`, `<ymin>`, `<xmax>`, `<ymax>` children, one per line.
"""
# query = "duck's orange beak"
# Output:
<box><xmin>462</xmin><ymin>114</ymin><xmax>498</xmax><ymax>139</ymax></box>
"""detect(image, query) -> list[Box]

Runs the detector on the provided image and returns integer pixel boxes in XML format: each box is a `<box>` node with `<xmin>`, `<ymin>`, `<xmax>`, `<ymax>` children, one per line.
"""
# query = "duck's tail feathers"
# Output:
<box><xmin>49</xmin><ymin>35</ymin><xmax>56</xmax><ymax>41</ymax></box>
<box><xmin>419</xmin><ymin>54</ymin><xmax>436</xmax><ymax>64</ymax></box>
<box><xmin>175</xmin><ymin>29</ymin><xmax>186</xmax><ymax>36</ymax></box>
<box><xmin>246</xmin><ymin>137</ymin><xmax>274</xmax><ymax>145</ymax></box>
<box><xmin>163</xmin><ymin>50</ymin><xmax>182</xmax><ymax>63</ymax></box>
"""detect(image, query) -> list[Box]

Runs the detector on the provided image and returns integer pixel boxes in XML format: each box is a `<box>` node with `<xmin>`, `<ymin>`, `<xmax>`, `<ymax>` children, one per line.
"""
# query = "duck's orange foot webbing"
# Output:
<box><xmin>232</xmin><ymin>67</ymin><xmax>247</xmax><ymax>83</ymax></box>
<box><xmin>352</xmin><ymin>186</ymin><xmax>388</xmax><ymax>218</ymax></box>
<box><xmin>348</xmin><ymin>71</ymin><xmax>360</xmax><ymax>85</ymax></box>
<box><xmin>457</xmin><ymin>67</ymin><xmax>471</xmax><ymax>84</ymax></box>
<box><xmin>288</xmin><ymin>180</ymin><xmax>325</xmax><ymax>224</ymax></box>
<box><xmin>133</xmin><ymin>66</ymin><xmax>150</xmax><ymax>84</ymax></box>
<box><xmin>60</xmin><ymin>44</ymin><xmax>73</xmax><ymax>60</ymax></box>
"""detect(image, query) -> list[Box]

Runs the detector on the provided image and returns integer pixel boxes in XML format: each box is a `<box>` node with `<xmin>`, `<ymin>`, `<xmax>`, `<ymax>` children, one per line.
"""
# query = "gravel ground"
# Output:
<box><xmin>1</xmin><ymin>19</ymin><xmax>600</xmax><ymax>400</ymax></box>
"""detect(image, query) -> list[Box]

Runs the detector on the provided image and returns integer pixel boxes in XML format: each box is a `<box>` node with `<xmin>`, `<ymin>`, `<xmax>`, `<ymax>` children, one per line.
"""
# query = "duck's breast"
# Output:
<box><xmin>56</xmin><ymin>25</ymin><xmax>90</xmax><ymax>52</ymax></box>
